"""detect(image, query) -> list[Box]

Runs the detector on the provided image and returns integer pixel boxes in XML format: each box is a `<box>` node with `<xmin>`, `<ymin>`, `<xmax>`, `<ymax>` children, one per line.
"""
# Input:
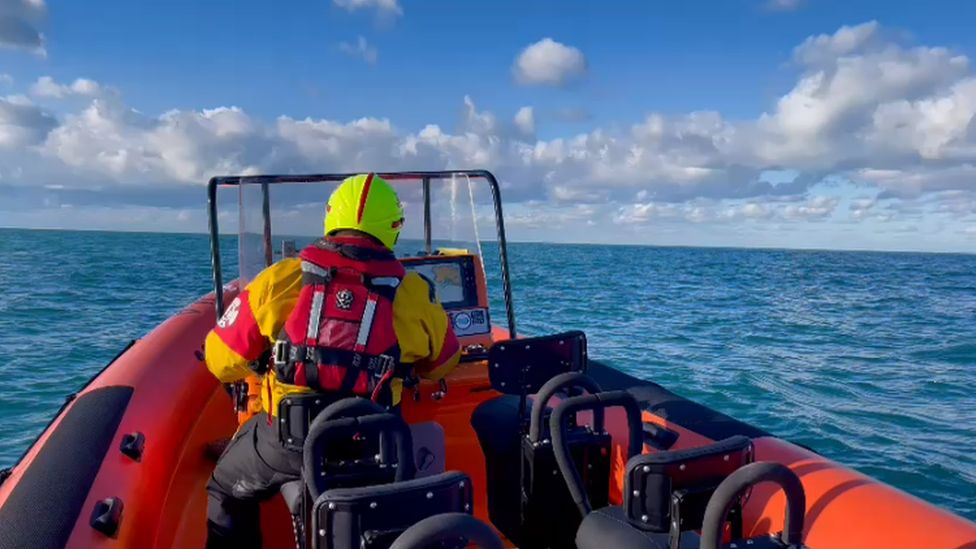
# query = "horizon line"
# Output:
<box><xmin>3</xmin><ymin>225</ymin><xmax>974</xmax><ymax>257</ymax></box>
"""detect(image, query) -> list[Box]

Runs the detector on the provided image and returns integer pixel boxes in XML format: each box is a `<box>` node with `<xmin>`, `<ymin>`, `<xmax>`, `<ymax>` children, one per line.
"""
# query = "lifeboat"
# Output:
<box><xmin>0</xmin><ymin>170</ymin><xmax>974</xmax><ymax>549</ymax></box>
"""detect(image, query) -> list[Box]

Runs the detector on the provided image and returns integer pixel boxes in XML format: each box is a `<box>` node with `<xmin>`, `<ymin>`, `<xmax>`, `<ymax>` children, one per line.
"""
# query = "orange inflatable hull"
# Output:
<box><xmin>1</xmin><ymin>287</ymin><xmax>974</xmax><ymax>548</ymax></box>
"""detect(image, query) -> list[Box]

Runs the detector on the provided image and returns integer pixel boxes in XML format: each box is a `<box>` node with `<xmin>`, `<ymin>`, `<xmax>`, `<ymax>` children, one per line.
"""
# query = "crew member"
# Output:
<box><xmin>203</xmin><ymin>173</ymin><xmax>461</xmax><ymax>548</ymax></box>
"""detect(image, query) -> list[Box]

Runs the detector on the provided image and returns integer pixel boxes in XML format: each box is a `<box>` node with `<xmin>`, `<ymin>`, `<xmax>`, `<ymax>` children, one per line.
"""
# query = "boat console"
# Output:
<box><xmin>401</xmin><ymin>251</ymin><xmax>494</xmax><ymax>357</ymax></box>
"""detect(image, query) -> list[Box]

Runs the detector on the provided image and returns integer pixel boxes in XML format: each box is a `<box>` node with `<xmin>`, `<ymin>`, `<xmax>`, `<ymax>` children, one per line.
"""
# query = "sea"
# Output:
<box><xmin>0</xmin><ymin>227</ymin><xmax>974</xmax><ymax>521</ymax></box>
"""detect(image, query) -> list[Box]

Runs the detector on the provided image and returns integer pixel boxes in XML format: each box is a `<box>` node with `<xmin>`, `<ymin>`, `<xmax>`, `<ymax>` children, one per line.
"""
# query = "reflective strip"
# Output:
<box><xmin>355</xmin><ymin>296</ymin><xmax>377</xmax><ymax>351</ymax></box>
<box><xmin>301</xmin><ymin>261</ymin><xmax>331</xmax><ymax>278</ymax></box>
<box><xmin>356</xmin><ymin>173</ymin><xmax>375</xmax><ymax>223</ymax></box>
<box><xmin>370</xmin><ymin>277</ymin><xmax>400</xmax><ymax>288</ymax></box>
<box><xmin>306</xmin><ymin>290</ymin><xmax>325</xmax><ymax>343</ymax></box>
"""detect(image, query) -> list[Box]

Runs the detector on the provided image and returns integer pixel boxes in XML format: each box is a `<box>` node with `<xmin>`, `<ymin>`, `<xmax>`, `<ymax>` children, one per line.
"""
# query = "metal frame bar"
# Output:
<box><xmin>261</xmin><ymin>183</ymin><xmax>273</xmax><ymax>267</ymax></box>
<box><xmin>422</xmin><ymin>176</ymin><xmax>432</xmax><ymax>255</ymax></box>
<box><xmin>207</xmin><ymin>170</ymin><xmax>517</xmax><ymax>338</ymax></box>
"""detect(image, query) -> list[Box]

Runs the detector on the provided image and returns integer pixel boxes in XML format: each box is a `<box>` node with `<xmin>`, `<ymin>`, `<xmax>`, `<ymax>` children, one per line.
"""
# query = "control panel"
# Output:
<box><xmin>401</xmin><ymin>252</ymin><xmax>494</xmax><ymax>353</ymax></box>
<box><xmin>448</xmin><ymin>307</ymin><xmax>491</xmax><ymax>337</ymax></box>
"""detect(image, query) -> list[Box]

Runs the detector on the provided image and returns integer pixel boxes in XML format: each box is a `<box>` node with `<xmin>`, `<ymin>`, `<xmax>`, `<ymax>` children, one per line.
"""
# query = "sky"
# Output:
<box><xmin>1</xmin><ymin>0</ymin><xmax>976</xmax><ymax>252</ymax></box>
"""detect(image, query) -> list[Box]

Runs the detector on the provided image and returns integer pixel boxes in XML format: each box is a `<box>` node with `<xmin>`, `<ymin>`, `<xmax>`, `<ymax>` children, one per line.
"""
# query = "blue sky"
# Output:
<box><xmin>2</xmin><ymin>0</ymin><xmax>976</xmax><ymax>251</ymax></box>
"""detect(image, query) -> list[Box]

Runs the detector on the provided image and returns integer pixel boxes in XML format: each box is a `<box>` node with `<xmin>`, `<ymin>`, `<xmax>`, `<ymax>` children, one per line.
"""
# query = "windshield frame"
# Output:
<box><xmin>206</xmin><ymin>170</ymin><xmax>517</xmax><ymax>338</ymax></box>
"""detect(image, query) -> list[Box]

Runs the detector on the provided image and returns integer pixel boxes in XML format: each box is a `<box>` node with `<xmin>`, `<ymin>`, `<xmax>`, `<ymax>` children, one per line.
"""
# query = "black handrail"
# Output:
<box><xmin>206</xmin><ymin>170</ymin><xmax>517</xmax><ymax>338</ymax></box>
<box><xmin>528</xmin><ymin>372</ymin><xmax>603</xmax><ymax>443</ymax></box>
<box><xmin>549</xmin><ymin>391</ymin><xmax>644</xmax><ymax>517</ymax></box>
<box><xmin>390</xmin><ymin>513</ymin><xmax>504</xmax><ymax>549</ymax></box>
<box><xmin>699</xmin><ymin>461</ymin><xmax>806</xmax><ymax>549</ymax></box>
<box><xmin>261</xmin><ymin>182</ymin><xmax>273</xmax><ymax>267</ymax></box>
<box><xmin>422</xmin><ymin>176</ymin><xmax>432</xmax><ymax>255</ymax></box>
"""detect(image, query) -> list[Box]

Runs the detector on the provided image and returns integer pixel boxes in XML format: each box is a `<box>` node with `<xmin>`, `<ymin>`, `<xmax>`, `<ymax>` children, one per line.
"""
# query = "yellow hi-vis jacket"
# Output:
<box><xmin>204</xmin><ymin>253</ymin><xmax>461</xmax><ymax>415</ymax></box>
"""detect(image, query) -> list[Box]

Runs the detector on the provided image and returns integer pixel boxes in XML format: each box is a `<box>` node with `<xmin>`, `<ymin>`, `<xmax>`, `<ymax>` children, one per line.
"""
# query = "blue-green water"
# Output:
<box><xmin>1</xmin><ymin>228</ymin><xmax>974</xmax><ymax>521</ymax></box>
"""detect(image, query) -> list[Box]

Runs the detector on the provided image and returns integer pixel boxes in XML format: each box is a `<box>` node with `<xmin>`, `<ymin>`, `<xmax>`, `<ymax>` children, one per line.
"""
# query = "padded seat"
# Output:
<box><xmin>313</xmin><ymin>470</ymin><xmax>473</xmax><ymax>549</ymax></box>
<box><xmin>470</xmin><ymin>394</ymin><xmax>524</xmax><ymax>539</ymax></box>
<box><xmin>577</xmin><ymin>505</ymin><xmax>797</xmax><ymax>549</ymax></box>
<box><xmin>574</xmin><ymin>436</ymin><xmax>757</xmax><ymax>549</ymax></box>
<box><xmin>470</xmin><ymin>395</ymin><xmax>523</xmax><ymax>458</ymax></box>
<box><xmin>470</xmin><ymin>331</ymin><xmax>589</xmax><ymax>546</ymax></box>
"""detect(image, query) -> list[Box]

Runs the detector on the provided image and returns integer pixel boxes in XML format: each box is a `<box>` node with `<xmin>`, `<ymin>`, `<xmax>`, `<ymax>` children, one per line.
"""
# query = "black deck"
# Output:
<box><xmin>587</xmin><ymin>360</ymin><xmax>771</xmax><ymax>441</ymax></box>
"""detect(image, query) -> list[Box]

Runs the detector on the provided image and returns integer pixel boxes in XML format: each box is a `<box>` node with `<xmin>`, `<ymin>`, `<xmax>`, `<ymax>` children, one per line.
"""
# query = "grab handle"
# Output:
<box><xmin>390</xmin><ymin>513</ymin><xmax>504</xmax><ymax>549</ymax></box>
<box><xmin>700</xmin><ymin>461</ymin><xmax>806</xmax><ymax>549</ymax></box>
<box><xmin>529</xmin><ymin>372</ymin><xmax>603</xmax><ymax>443</ymax></box>
<box><xmin>549</xmin><ymin>391</ymin><xmax>643</xmax><ymax>517</ymax></box>
<box><xmin>317</xmin><ymin>396</ymin><xmax>386</xmax><ymax>421</ymax></box>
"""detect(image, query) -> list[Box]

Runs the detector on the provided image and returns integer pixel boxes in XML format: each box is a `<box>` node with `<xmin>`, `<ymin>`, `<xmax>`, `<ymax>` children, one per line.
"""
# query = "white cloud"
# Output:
<box><xmin>333</xmin><ymin>0</ymin><xmax>401</xmax><ymax>16</ymax></box>
<box><xmin>613</xmin><ymin>196</ymin><xmax>836</xmax><ymax>225</ymax></box>
<box><xmin>780</xmin><ymin>195</ymin><xmax>839</xmax><ymax>221</ymax></box>
<box><xmin>338</xmin><ymin>36</ymin><xmax>378</xmax><ymax>64</ymax></box>
<box><xmin>793</xmin><ymin>21</ymin><xmax>882</xmax><ymax>66</ymax></box>
<box><xmin>514</xmin><ymin>106</ymin><xmax>534</xmax><ymax>135</ymax></box>
<box><xmin>513</xmin><ymin>38</ymin><xmax>587</xmax><ymax>87</ymax></box>
<box><xmin>0</xmin><ymin>0</ymin><xmax>46</xmax><ymax>54</ymax></box>
<box><xmin>0</xmin><ymin>94</ymin><xmax>56</xmax><ymax>148</ymax></box>
<box><xmin>868</xmin><ymin>77</ymin><xmax>976</xmax><ymax>160</ymax></box>
<box><xmin>0</xmin><ymin>74</ymin><xmax>12</xmax><ymax>87</ymax></box>
<box><xmin>754</xmin><ymin>22</ymin><xmax>970</xmax><ymax>168</ymax></box>
<box><xmin>30</xmin><ymin>76</ymin><xmax>104</xmax><ymax>98</ymax></box>
<box><xmin>4</xmin><ymin>20</ymin><xmax>976</xmax><ymax>250</ymax></box>
<box><xmin>766</xmin><ymin>0</ymin><xmax>803</xmax><ymax>11</ymax></box>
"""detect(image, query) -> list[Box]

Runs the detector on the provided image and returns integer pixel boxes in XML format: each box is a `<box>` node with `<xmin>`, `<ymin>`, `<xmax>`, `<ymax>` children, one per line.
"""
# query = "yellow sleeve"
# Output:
<box><xmin>204</xmin><ymin>259</ymin><xmax>303</xmax><ymax>383</ymax></box>
<box><xmin>392</xmin><ymin>272</ymin><xmax>462</xmax><ymax>381</ymax></box>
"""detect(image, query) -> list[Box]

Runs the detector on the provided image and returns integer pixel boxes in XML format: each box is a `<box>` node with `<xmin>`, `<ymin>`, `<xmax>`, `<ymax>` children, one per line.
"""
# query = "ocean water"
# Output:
<box><xmin>1</xmin><ymin>228</ymin><xmax>974</xmax><ymax>521</ymax></box>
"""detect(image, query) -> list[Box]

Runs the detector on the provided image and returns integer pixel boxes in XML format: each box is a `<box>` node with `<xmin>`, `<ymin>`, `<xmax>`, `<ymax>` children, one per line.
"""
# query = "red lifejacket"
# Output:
<box><xmin>272</xmin><ymin>237</ymin><xmax>405</xmax><ymax>402</ymax></box>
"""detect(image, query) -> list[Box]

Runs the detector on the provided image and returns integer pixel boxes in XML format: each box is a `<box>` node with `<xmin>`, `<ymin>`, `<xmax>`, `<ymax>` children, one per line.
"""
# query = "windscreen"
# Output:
<box><xmin>235</xmin><ymin>174</ymin><xmax>499</xmax><ymax>295</ymax></box>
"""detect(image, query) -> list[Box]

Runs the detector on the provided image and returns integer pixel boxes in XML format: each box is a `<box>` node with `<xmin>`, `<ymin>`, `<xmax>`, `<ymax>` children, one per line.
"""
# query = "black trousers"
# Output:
<box><xmin>206</xmin><ymin>412</ymin><xmax>303</xmax><ymax>549</ymax></box>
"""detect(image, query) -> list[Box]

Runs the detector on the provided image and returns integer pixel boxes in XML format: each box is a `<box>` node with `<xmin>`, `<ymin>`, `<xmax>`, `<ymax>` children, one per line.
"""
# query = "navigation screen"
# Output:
<box><xmin>407</xmin><ymin>262</ymin><xmax>467</xmax><ymax>305</ymax></box>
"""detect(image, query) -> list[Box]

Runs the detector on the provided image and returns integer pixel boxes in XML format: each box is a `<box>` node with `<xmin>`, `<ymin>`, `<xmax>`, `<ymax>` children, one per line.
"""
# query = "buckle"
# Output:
<box><xmin>273</xmin><ymin>340</ymin><xmax>289</xmax><ymax>367</ymax></box>
<box><xmin>368</xmin><ymin>354</ymin><xmax>396</xmax><ymax>376</ymax></box>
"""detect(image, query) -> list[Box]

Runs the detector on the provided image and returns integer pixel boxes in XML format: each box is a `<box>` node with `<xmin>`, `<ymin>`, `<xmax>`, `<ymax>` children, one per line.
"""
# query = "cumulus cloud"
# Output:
<box><xmin>514</xmin><ymin>107</ymin><xmax>534</xmax><ymax>135</ymax></box>
<box><xmin>766</xmin><ymin>0</ymin><xmax>803</xmax><ymax>11</ymax></box>
<box><xmin>3</xmin><ymin>20</ymin><xmax>976</xmax><ymax>248</ymax></box>
<box><xmin>754</xmin><ymin>22</ymin><xmax>971</xmax><ymax>168</ymax></box>
<box><xmin>513</xmin><ymin>38</ymin><xmax>587</xmax><ymax>87</ymax></box>
<box><xmin>781</xmin><ymin>195</ymin><xmax>839</xmax><ymax>221</ymax></box>
<box><xmin>0</xmin><ymin>0</ymin><xmax>45</xmax><ymax>53</ymax></box>
<box><xmin>0</xmin><ymin>94</ymin><xmax>56</xmax><ymax>148</ymax></box>
<box><xmin>30</xmin><ymin>76</ymin><xmax>105</xmax><ymax>98</ymax></box>
<box><xmin>333</xmin><ymin>0</ymin><xmax>402</xmax><ymax>17</ymax></box>
<box><xmin>338</xmin><ymin>36</ymin><xmax>378</xmax><ymax>64</ymax></box>
<box><xmin>613</xmin><ymin>196</ymin><xmax>835</xmax><ymax>226</ymax></box>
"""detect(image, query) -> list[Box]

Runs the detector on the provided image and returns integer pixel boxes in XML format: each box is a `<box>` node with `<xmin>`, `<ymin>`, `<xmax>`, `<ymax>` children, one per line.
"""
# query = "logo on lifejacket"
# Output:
<box><xmin>336</xmin><ymin>289</ymin><xmax>354</xmax><ymax>310</ymax></box>
<box><xmin>217</xmin><ymin>297</ymin><xmax>241</xmax><ymax>329</ymax></box>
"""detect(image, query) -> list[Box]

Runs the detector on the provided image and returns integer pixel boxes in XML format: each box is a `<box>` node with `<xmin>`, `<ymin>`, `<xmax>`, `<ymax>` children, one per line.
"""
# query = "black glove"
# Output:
<box><xmin>248</xmin><ymin>348</ymin><xmax>272</xmax><ymax>375</ymax></box>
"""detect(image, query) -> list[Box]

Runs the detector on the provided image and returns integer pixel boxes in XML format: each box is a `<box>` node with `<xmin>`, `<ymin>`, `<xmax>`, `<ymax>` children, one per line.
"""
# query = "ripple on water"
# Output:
<box><xmin>1</xmin><ymin>232</ymin><xmax>974</xmax><ymax>521</ymax></box>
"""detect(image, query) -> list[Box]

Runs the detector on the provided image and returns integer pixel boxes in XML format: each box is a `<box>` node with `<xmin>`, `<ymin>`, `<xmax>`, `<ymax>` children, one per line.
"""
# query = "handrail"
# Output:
<box><xmin>206</xmin><ymin>170</ymin><xmax>516</xmax><ymax>338</ymax></box>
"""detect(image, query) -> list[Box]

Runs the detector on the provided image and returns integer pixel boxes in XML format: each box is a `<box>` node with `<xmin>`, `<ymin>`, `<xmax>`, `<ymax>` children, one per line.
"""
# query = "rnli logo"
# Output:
<box><xmin>217</xmin><ymin>297</ymin><xmax>242</xmax><ymax>329</ymax></box>
<box><xmin>336</xmin><ymin>289</ymin><xmax>354</xmax><ymax>310</ymax></box>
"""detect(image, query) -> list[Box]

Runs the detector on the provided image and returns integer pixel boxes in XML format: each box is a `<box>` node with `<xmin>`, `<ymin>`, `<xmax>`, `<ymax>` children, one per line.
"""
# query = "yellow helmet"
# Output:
<box><xmin>324</xmin><ymin>173</ymin><xmax>404</xmax><ymax>250</ymax></box>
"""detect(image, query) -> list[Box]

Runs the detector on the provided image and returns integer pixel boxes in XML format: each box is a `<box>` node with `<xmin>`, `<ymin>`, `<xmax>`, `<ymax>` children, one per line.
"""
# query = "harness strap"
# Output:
<box><xmin>275</xmin><ymin>346</ymin><xmax>397</xmax><ymax>378</ymax></box>
<box><xmin>303</xmin><ymin>356</ymin><xmax>321</xmax><ymax>391</ymax></box>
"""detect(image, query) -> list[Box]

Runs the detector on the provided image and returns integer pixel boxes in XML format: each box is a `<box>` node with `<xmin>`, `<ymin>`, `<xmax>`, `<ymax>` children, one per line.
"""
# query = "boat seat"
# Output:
<box><xmin>578</xmin><ymin>459</ymin><xmax>807</xmax><ymax>549</ymax></box>
<box><xmin>470</xmin><ymin>331</ymin><xmax>589</xmax><ymax>545</ymax></box>
<box><xmin>574</xmin><ymin>436</ymin><xmax>755</xmax><ymax>549</ymax></box>
<box><xmin>312</xmin><ymin>470</ymin><xmax>473</xmax><ymax>549</ymax></box>
<box><xmin>281</xmin><ymin>397</ymin><xmax>415</xmax><ymax>548</ymax></box>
